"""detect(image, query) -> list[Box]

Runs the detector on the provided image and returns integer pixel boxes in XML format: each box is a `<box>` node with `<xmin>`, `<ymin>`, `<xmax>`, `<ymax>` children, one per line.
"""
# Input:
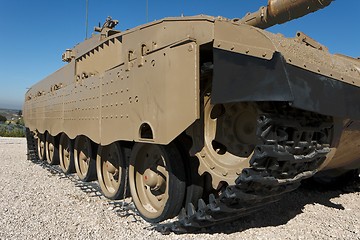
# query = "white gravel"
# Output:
<box><xmin>0</xmin><ymin>137</ymin><xmax>359</xmax><ymax>240</ymax></box>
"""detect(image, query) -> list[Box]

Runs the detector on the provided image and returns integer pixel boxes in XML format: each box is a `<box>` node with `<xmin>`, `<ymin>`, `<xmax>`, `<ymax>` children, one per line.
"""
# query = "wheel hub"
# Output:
<box><xmin>48</xmin><ymin>143</ymin><xmax>54</xmax><ymax>152</ymax></box>
<box><xmin>105</xmin><ymin>161</ymin><xmax>117</xmax><ymax>174</ymax></box>
<box><xmin>143</xmin><ymin>168</ymin><xmax>165</xmax><ymax>191</ymax></box>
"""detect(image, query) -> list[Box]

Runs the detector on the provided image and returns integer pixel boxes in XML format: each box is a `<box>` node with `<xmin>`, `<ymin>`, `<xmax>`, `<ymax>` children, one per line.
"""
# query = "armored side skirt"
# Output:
<box><xmin>212</xmin><ymin>49</ymin><xmax>360</xmax><ymax>121</ymax></box>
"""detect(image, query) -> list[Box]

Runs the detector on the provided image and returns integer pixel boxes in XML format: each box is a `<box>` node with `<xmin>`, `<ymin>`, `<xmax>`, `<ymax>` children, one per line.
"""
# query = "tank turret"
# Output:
<box><xmin>240</xmin><ymin>0</ymin><xmax>333</xmax><ymax>29</ymax></box>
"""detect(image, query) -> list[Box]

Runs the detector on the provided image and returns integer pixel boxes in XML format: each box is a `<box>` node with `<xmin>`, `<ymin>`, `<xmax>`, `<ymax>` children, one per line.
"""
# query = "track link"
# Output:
<box><xmin>158</xmin><ymin>110</ymin><xmax>332</xmax><ymax>233</ymax></box>
<box><xmin>26</xmin><ymin>128</ymin><xmax>38</xmax><ymax>161</ymax></box>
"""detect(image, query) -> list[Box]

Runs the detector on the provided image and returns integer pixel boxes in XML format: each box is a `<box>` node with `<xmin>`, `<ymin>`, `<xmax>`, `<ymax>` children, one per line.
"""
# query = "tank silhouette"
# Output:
<box><xmin>23</xmin><ymin>0</ymin><xmax>360</xmax><ymax>230</ymax></box>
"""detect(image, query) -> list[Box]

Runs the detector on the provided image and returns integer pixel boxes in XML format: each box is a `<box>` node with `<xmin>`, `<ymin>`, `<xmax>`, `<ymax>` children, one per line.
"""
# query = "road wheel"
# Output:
<box><xmin>59</xmin><ymin>133</ymin><xmax>75</xmax><ymax>174</ymax></box>
<box><xmin>45</xmin><ymin>134</ymin><xmax>59</xmax><ymax>165</ymax></box>
<box><xmin>37</xmin><ymin>133</ymin><xmax>46</xmax><ymax>161</ymax></box>
<box><xmin>74</xmin><ymin>136</ymin><xmax>96</xmax><ymax>182</ymax></box>
<box><xmin>97</xmin><ymin>142</ymin><xmax>127</xmax><ymax>199</ymax></box>
<box><xmin>129</xmin><ymin>143</ymin><xmax>186</xmax><ymax>223</ymax></box>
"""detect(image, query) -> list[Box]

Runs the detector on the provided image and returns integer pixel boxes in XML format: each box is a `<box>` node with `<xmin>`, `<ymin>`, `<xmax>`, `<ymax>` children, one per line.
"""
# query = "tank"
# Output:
<box><xmin>23</xmin><ymin>0</ymin><xmax>360</xmax><ymax>231</ymax></box>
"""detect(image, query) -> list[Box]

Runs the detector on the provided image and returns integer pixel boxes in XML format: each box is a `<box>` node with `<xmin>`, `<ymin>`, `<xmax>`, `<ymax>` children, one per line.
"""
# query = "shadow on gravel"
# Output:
<box><xmin>27</xmin><ymin>154</ymin><xmax>141</xmax><ymax>223</ymax></box>
<box><xmin>174</xmin><ymin>179</ymin><xmax>360</xmax><ymax>235</ymax></box>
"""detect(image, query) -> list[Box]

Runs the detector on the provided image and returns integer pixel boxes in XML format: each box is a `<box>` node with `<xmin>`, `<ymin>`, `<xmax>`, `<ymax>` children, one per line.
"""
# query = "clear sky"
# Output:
<box><xmin>0</xmin><ymin>0</ymin><xmax>359</xmax><ymax>110</ymax></box>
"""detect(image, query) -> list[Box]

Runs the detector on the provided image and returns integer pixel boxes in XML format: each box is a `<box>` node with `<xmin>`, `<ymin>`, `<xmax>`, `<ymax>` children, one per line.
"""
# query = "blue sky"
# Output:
<box><xmin>0</xmin><ymin>0</ymin><xmax>359</xmax><ymax>110</ymax></box>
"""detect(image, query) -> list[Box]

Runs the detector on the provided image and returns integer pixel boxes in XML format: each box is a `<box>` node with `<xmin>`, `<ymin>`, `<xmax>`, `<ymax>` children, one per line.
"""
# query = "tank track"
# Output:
<box><xmin>158</xmin><ymin>111</ymin><xmax>332</xmax><ymax>233</ymax></box>
<box><xmin>26</xmin><ymin>128</ymin><xmax>38</xmax><ymax>161</ymax></box>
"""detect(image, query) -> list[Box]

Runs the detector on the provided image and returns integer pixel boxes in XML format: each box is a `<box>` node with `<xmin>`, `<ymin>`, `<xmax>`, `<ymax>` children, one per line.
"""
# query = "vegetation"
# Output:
<box><xmin>0</xmin><ymin>123</ymin><xmax>25</xmax><ymax>137</ymax></box>
<box><xmin>0</xmin><ymin>109</ymin><xmax>25</xmax><ymax>138</ymax></box>
<box><xmin>0</xmin><ymin>114</ymin><xmax>6</xmax><ymax>123</ymax></box>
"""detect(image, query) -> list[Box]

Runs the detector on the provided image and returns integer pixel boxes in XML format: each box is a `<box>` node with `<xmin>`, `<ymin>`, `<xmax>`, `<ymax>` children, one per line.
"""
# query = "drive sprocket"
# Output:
<box><xmin>191</xmin><ymin>94</ymin><xmax>260</xmax><ymax>188</ymax></box>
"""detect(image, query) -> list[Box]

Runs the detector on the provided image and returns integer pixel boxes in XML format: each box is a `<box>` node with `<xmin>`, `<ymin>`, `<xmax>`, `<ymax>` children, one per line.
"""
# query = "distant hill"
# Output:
<box><xmin>0</xmin><ymin>108</ymin><xmax>22</xmax><ymax>121</ymax></box>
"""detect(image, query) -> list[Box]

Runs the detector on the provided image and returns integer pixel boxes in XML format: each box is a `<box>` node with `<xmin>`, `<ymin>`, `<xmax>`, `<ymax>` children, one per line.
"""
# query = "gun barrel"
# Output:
<box><xmin>240</xmin><ymin>0</ymin><xmax>333</xmax><ymax>29</ymax></box>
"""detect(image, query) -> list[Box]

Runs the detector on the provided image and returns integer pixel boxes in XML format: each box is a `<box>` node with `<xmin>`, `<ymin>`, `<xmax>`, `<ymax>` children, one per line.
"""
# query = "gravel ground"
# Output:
<box><xmin>0</xmin><ymin>137</ymin><xmax>359</xmax><ymax>240</ymax></box>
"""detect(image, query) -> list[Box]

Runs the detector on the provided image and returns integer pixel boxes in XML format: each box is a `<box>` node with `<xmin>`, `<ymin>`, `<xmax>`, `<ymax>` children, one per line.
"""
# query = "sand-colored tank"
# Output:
<box><xmin>23</xmin><ymin>0</ymin><xmax>360</xmax><ymax>230</ymax></box>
